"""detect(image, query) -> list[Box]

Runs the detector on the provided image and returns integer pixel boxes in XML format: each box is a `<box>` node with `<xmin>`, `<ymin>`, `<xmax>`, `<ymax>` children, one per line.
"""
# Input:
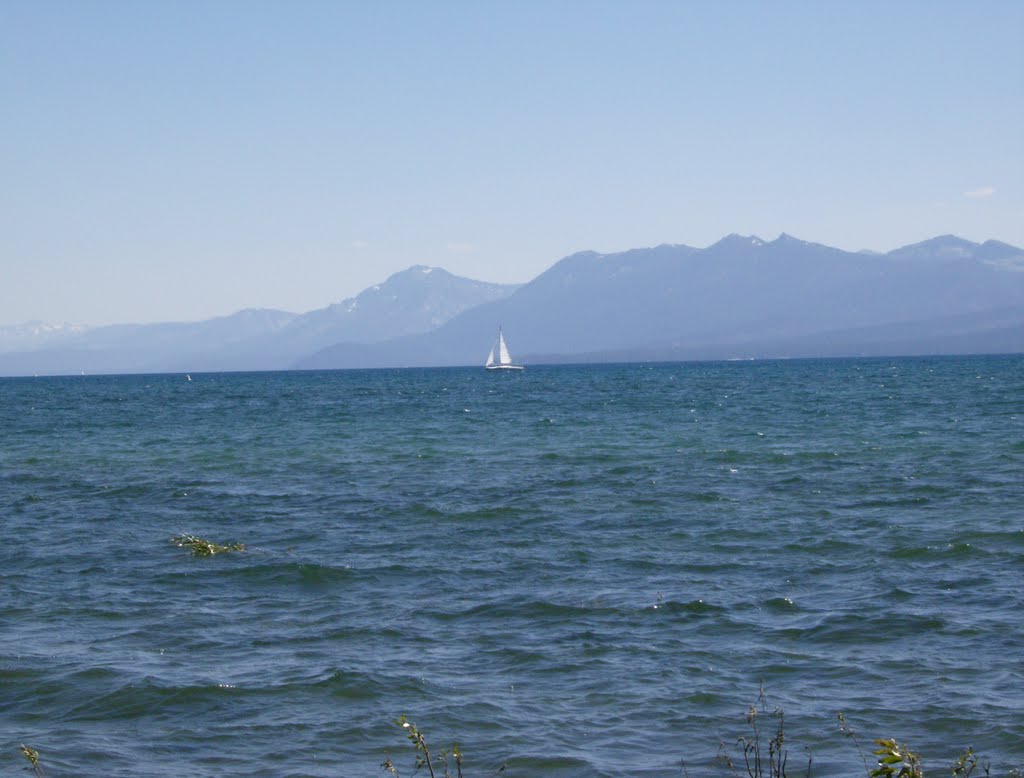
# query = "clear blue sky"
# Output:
<box><xmin>3</xmin><ymin>0</ymin><xmax>1022</xmax><ymax>325</ymax></box>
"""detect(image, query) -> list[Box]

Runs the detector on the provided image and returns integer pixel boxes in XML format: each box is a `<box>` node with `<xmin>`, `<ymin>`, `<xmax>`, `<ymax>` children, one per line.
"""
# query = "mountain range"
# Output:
<box><xmin>2</xmin><ymin>234</ymin><xmax>1022</xmax><ymax>376</ymax></box>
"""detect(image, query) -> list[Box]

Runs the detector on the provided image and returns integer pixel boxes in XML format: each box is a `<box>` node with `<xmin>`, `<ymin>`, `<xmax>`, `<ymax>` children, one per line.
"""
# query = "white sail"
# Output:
<box><xmin>498</xmin><ymin>332</ymin><xmax>512</xmax><ymax>365</ymax></box>
<box><xmin>485</xmin><ymin>345</ymin><xmax>496</xmax><ymax>367</ymax></box>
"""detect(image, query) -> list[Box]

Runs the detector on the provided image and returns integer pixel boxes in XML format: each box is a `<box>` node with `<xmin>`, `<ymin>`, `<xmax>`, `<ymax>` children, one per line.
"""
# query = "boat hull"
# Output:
<box><xmin>485</xmin><ymin>364</ymin><xmax>524</xmax><ymax>371</ymax></box>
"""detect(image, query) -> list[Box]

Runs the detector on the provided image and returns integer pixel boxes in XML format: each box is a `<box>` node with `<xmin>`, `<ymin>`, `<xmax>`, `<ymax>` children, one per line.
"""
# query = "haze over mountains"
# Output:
<box><xmin>2</xmin><ymin>234</ymin><xmax>1022</xmax><ymax>376</ymax></box>
<box><xmin>0</xmin><ymin>266</ymin><xmax>516</xmax><ymax>375</ymax></box>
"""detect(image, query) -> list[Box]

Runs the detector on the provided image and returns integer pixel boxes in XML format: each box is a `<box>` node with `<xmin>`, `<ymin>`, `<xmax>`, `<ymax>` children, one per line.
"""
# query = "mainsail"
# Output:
<box><xmin>498</xmin><ymin>332</ymin><xmax>512</xmax><ymax>365</ymax></box>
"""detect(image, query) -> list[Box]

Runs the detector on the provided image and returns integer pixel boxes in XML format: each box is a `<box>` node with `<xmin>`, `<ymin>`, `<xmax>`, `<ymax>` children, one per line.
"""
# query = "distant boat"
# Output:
<box><xmin>485</xmin><ymin>327</ymin><xmax>524</xmax><ymax>371</ymax></box>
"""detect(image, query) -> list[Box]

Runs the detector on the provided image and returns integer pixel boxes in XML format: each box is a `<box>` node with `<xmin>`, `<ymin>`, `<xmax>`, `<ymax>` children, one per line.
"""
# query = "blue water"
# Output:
<box><xmin>2</xmin><ymin>357</ymin><xmax>1022</xmax><ymax>776</ymax></box>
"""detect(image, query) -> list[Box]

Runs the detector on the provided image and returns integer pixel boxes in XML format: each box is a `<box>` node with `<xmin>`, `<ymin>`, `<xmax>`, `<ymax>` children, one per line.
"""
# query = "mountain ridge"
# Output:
<box><xmin>3</xmin><ymin>233</ymin><xmax>1022</xmax><ymax>376</ymax></box>
<box><xmin>297</xmin><ymin>233</ymin><xmax>1024</xmax><ymax>370</ymax></box>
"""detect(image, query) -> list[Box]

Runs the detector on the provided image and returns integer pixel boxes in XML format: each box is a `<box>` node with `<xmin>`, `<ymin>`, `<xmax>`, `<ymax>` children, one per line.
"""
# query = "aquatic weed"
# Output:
<box><xmin>870</xmin><ymin>738</ymin><xmax>923</xmax><ymax>778</ymax></box>
<box><xmin>717</xmin><ymin>687</ymin><xmax>811</xmax><ymax>778</ymax></box>
<box><xmin>19</xmin><ymin>744</ymin><xmax>43</xmax><ymax>777</ymax></box>
<box><xmin>385</xmin><ymin>717</ymin><xmax>464</xmax><ymax>778</ymax></box>
<box><xmin>838</xmin><ymin>712</ymin><xmax>871</xmax><ymax>775</ymax></box>
<box><xmin>170</xmin><ymin>534</ymin><xmax>245</xmax><ymax>557</ymax></box>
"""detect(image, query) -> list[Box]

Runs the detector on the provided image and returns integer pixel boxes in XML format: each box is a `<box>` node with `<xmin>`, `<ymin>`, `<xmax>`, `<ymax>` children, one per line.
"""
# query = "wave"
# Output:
<box><xmin>58</xmin><ymin>666</ymin><xmax>410</xmax><ymax>723</ymax></box>
<box><xmin>886</xmin><ymin>541</ymin><xmax>978</xmax><ymax>560</ymax></box>
<box><xmin>156</xmin><ymin>560</ymin><xmax>354</xmax><ymax>588</ymax></box>
<box><xmin>654</xmin><ymin>598</ymin><xmax>726</xmax><ymax>616</ymax></box>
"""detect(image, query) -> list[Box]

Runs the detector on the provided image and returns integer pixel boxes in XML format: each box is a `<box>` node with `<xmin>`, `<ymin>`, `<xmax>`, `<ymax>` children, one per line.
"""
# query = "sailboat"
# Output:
<box><xmin>485</xmin><ymin>327</ymin><xmax>524</xmax><ymax>371</ymax></box>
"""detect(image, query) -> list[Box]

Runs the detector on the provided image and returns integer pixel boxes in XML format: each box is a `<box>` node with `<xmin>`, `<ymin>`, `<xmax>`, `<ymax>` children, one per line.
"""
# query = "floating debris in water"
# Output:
<box><xmin>171</xmin><ymin>534</ymin><xmax>245</xmax><ymax>557</ymax></box>
<box><xmin>20</xmin><ymin>744</ymin><xmax>43</xmax><ymax>777</ymax></box>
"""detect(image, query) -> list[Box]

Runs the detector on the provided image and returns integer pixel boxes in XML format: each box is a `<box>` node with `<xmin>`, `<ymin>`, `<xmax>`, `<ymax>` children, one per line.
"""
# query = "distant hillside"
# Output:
<box><xmin>0</xmin><ymin>308</ymin><xmax>299</xmax><ymax>376</ymax></box>
<box><xmin>0</xmin><ymin>266</ymin><xmax>519</xmax><ymax>375</ymax></box>
<box><xmin>524</xmin><ymin>305</ymin><xmax>1024</xmax><ymax>364</ymax></box>
<box><xmin>222</xmin><ymin>265</ymin><xmax>518</xmax><ymax>370</ymax></box>
<box><xmin>298</xmin><ymin>234</ymin><xmax>1024</xmax><ymax>369</ymax></box>
<box><xmin>0</xmin><ymin>321</ymin><xmax>92</xmax><ymax>353</ymax></box>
